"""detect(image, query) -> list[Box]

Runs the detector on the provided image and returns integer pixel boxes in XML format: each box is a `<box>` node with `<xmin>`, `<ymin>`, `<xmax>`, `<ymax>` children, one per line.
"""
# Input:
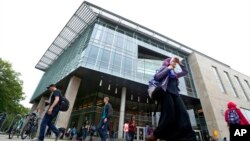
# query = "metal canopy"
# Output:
<box><xmin>35</xmin><ymin>1</ymin><xmax>195</xmax><ymax>71</ymax></box>
<box><xmin>35</xmin><ymin>3</ymin><xmax>97</xmax><ymax>71</ymax></box>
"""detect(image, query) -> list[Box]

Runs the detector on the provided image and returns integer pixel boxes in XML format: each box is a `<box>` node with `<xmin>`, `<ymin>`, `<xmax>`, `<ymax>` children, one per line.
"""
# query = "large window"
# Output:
<box><xmin>235</xmin><ymin>76</ymin><xmax>249</xmax><ymax>101</ymax></box>
<box><xmin>99</xmin><ymin>49</ymin><xmax>111</xmax><ymax>70</ymax></box>
<box><xmin>212</xmin><ymin>66</ymin><xmax>226</xmax><ymax>93</ymax></box>
<box><xmin>110</xmin><ymin>53</ymin><xmax>122</xmax><ymax>73</ymax></box>
<box><xmin>82</xmin><ymin>21</ymin><xmax>197</xmax><ymax>97</ymax></box>
<box><xmin>87</xmin><ymin>45</ymin><xmax>99</xmax><ymax>65</ymax></box>
<box><xmin>224</xmin><ymin>71</ymin><xmax>238</xmax><ymax>97</ymax></box>
<box><xmin>241</xmin><ymin>108</ymin><xmax>250</xmax><ymax>123</ymax></box>
<box><xmin>114</xmin><ymin>35</ymin><xmax>124</xmax><ymax>52</ymax></box>
<box><xmin>122</xmin><ymin>57</ymin><xmax>133</xmax><ymax>77</ymax></box>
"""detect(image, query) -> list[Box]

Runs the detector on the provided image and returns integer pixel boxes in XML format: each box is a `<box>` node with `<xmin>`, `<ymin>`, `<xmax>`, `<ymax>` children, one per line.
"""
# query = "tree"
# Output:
<box><xmin>0</xmin><ymin>58</ymin><xmax>29</xmax><ymax>114</ymax></box>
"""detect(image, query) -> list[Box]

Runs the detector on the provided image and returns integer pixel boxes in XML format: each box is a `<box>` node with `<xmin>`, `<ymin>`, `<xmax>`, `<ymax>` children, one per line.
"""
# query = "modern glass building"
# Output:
<box><xmin>30</xmin><ymin>1</ymin><xmax>250</xmax><ymax>141</ymax></box>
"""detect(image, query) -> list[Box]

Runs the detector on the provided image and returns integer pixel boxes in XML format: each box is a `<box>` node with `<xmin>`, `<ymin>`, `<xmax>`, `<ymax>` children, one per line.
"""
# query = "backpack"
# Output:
<box><xmin>108</xmin><ymin>103</ymin><xmax>113</xmax><ymax>118</ymax></box>
<box><xmin>228</xmin><ymin>109</ymin><xmax>240</xmax><ymax>124</ymax></box>
<box><xmin>148</xmin><ymin>79</ymin><xmax>164</xmax><ymax>116</ymax></box>
<box><xmin>148</xmin><ymin>79</ymin><xmax>164</xmax><ymax>101</ymax></box>
<box><xmin>59</xmin><ymin>96</ymin><xmax>70</xmax><ymax>111</ymax></box>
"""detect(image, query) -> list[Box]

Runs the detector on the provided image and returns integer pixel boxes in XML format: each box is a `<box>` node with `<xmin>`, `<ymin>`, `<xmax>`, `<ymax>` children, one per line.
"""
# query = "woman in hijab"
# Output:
<box><xmin>146</xmin><ymin>57</ymin><xmax>196</xmax><ymax>141</ymax></box>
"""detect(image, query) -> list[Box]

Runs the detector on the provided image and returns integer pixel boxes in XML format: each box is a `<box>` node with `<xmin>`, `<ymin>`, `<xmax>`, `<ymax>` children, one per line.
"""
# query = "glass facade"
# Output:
<box><xmin>80</xmin><ymin>19</ymin><xmax>197</xmax><ymax>97</ymax></box>
<box><xmin>31</xmin><ymin>26</ymin><xmax>93</xmax><ymax>101</ymax></box>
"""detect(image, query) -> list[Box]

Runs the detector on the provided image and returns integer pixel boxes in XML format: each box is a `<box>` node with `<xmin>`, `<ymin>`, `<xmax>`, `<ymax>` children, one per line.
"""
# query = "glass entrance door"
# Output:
<box><xmin>194</xmin><ymin>130</ymin><xmax>203</xmax><ymax>141</ymax></box>
<box><xmin>135</xmin><ymin>126</ymin><xmax>145</xmax><ymax>141</ymax></box>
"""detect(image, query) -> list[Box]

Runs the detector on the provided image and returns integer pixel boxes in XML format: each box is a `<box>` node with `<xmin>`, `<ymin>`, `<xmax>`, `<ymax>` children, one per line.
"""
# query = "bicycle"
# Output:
<box><xmin>0</xmin><ymin>112</ymin><xmax>7</xmax><ymax>131</ymax></box>
<box><xmin>20</xmin><ymin>113</ymin><xmax>39</xmax><ymax>139</ymax></box>
<box><xmin>8</xmin><ymin>114</ymin><xmax>24</xmax><ymax>139</ymax></box>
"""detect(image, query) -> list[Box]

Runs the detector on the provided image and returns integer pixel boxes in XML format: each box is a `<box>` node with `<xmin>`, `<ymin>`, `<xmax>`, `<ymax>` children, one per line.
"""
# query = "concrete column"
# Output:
<box><xmin>35</xmin><ymin>96</ymin><xmax>48</xmax><ymax>137</ymax></box>
<box><xmin>36</xmin><ymin>96</ymin><xmax>47</xmax><ymax>117</ymax></box>
<box><xmin>30</xmin><ymin>102</ymin><xmax>38</xmax><ymax>113</ymax></box>
<box><xmin>118</xmin><ymin>87</ymin><xmax>126</xmax><ymax>139</ymax></box>
<box><xmin>55</xmin><ymin>76</ymin><xmax>81</xmax><ymax>129</ymax></box>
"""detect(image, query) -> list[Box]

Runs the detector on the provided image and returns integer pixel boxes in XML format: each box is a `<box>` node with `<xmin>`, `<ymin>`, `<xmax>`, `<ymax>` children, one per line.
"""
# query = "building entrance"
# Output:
<box><xmin>194</xmin><ymin>130</ymin><xmax>203</xmax><ymax>141</ymax></box>
<box><xmin>135</xmin><ymin>126</ymin><xmax>145</xmax><ymax>141</ymax></box>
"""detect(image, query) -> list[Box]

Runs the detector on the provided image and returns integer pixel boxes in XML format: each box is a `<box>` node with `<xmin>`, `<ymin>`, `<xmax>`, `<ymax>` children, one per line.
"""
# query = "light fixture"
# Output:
<box><xmin>115</xmin><ymin>88</ymin><xmax>117</xmax><ymax>94</ymax></box>
<box><xmin>108</xmin><ymin>84</ymin><xmax>110</xmax><ymax>91</ymax></box>
<box><xmin>131</xmin><ymin>94</ymin><xmax>133</xmax><ymax>100</ymax></box>
<box><xmin>147</xmin><ymin>98</ymin><xmax>148</xmax><ymax>103</ymax></box>
<box><xmin>99</xmin><ymin>80</ymin><xmax>102</xmax><ymax>86</ymax></box>
<box><xmin>138</xmin><ymin>96</ymin><xmax>140</xmax><ymax>102</ymax></box>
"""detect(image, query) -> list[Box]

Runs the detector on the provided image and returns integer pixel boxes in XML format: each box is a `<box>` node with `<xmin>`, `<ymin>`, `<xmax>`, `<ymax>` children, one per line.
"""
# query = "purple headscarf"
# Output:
<box><xmin>162</xmin><ymin>58</ymin><xmax>171</xmax><ymax>67</ymax></box>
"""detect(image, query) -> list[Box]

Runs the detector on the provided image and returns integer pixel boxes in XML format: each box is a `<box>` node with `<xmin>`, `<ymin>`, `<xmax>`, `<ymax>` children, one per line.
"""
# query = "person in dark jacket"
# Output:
<box><xmin>146</xmin><ymin>57</ymin><xmax>196</xmax><ymax>141</ymax></box>
<box><xmin>97</xmin><ymin>96</ymin><xmax>113</xmax><ymax>141</ymax></box>
<box><xmin>33</xmin><ymin>84</ymin><xmax>62</xmax><ymax>141</ymax></box>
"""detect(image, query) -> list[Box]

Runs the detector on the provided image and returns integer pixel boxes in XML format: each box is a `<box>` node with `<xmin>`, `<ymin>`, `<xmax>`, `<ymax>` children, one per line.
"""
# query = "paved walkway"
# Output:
<box><xmin>0</xmin><ymin>133</ymin><xmax>124</xmax><ymax>141</ymax></box>
<box><xmin>0</xmin><ymin>133</ymin><xmax>65</xmax><ymax>141</ymax></box>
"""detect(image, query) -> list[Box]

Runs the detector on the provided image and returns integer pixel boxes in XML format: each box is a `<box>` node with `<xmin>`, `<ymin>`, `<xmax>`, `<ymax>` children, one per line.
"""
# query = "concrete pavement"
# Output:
<box><xmin>0</xmin><ymin>133</ymin><xmax>60</xmax><ymax>141</ymax></box>
<box><xmin>0</xmin><ymin>132</ymin><xmax>125</xmax><ymax>141</ymax></box>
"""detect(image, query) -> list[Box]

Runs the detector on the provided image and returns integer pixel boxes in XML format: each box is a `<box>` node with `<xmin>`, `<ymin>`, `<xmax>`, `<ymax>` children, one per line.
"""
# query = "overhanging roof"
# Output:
<box><xmin>35</xmin><ymin>2</ymin><xmax>97</xmax><ymax>71</ymax></box>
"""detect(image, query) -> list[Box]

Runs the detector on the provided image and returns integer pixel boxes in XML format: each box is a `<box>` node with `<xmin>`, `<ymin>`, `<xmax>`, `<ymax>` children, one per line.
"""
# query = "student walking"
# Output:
<box><xmin>97</xmin><ymin>97</ymin><xmax>113</xmax><ymax>141</ymax></box>
<box><xmin>224</xmin><ymin>101</ymin><xmax>249</xmax><ymax>127</ymax></box>
<box><xmin>33</xmin><ymin>84</ymin><xmax>62</xmax><ymax>141</ymax></box>
<box><xmin>146</xmin><ymin>57</ymin><xmax>196</xmax><ymax>141</ymax></box>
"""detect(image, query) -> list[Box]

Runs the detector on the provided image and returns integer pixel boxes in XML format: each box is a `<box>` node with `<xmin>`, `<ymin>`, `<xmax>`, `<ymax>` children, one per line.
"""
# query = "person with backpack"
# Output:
<box><xmin>97</xmin><ymin>96</ymin><xmax>113</xmax><ymax>141</ymax></box>
<box><xmin>224</xmin><ymin>101</ymin><xmax>249</xmax><ymax>127</ymax></box>
<box><xmin>33</xmin><ymin>84</ymin><xmax>62</xmax><ymax>141</ymax></box>
<box><xmin>146</xmin><ymin>57</ymin><xmax>196</xmax><ymax>141</ymax></box>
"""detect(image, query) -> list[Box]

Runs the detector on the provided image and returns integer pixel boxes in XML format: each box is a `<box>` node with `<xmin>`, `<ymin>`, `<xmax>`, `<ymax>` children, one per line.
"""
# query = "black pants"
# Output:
<box><xmin>128</xmin><ymin>131</ymin><xmax>135</xmax><ymax>141</ymax></box>
<box><xmin>153</xmin><ymin>91</ymin><xmax>196</xmax><ymax>141</ymax></box>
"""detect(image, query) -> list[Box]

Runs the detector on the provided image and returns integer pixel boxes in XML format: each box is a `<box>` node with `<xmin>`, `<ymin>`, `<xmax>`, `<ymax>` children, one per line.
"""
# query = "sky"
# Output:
<box><xmin>0</xmin><ymin>0</ymin><xmax>250</xmax><ymax>108</ymax></box>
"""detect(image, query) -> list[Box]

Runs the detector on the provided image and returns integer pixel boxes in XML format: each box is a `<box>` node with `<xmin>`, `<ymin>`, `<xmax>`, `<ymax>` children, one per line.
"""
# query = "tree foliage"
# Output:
<box><xmin>0</xmin><ymin>58</ymin><xmax>29</xmax><ymax>114</ymax></box>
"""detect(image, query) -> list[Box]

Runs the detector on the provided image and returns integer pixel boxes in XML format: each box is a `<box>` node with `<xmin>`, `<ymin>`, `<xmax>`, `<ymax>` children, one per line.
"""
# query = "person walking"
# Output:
<box><xmin>33</xmin><ymin>84</ymin><xmax>62</xmax><ymax>141</ymax></box>
<box><xmin>146</xmin><ymin>57</ymin><xmax>196</xmax><ymax>141</ymax></box>
<box><xmin>97</xmin><ymin>96</ymin><xmax>113</xmax><ymax>141</ymax></box>
<box><xmin>128</xmin><ymin>115</ymin><xmax>137</xmax><ymax>141</ymax></box>
<box><xmin>224</xmin><ymin>101</ymin><xmax>249</xmax><ymax>127</ymax></box>
<box><xmin>124</xmin><ymin>122</ymin><xmax>129</xmax><ymax>141</ymax></box>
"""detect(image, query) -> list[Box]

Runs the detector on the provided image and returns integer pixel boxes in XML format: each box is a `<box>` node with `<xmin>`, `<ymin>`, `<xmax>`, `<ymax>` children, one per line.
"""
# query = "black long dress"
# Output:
<box><xmin>153</xmin><ymin>77</ymin><xmax>196</xmax><ymax>141</ymax></box>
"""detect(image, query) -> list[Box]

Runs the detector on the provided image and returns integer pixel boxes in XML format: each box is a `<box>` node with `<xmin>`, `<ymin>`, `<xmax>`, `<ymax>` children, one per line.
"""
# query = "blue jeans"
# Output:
<box><xmin>97</xmin><ymin>118</ymin><xmax>109</xmax><ymax>141</ymax></box>
<box><xmin>38</xmin><ymin>109</ymin><xmax>60</xmax><ymax>141</ymax></box>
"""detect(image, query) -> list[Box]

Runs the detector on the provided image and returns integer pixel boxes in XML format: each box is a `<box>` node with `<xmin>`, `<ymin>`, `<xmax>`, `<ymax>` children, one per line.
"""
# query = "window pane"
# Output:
<box><xmin>100</xmin><ymin>49</ymin><xmax>111</xmax><ymax>69</ymax></box>
<box><xmin>87</xmin><ymin>45</ymin><xmax>99</xmax><ymax>65</ymax></box>
<box><xmin>111</xmin><ymin>53</ymin><xmax>122</xmax><ymax>73</ymax></box>
<box><xmin>114</xmin><ymin>36</ymin><xmax>124</xmax><ymax>52</ymax></box>
<box><xmin>122</xmin><ymin>57</ymin><xmax>133</xmax><ymax>77</ymax></box>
